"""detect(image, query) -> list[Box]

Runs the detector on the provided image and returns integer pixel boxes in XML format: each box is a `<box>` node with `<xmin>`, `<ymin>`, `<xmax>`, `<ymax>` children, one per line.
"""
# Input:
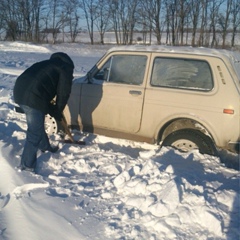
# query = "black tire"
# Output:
<box><xmin>162</xmin><ymin>129</ymin><xmax>218</xmax><ymax>156</ymax></box>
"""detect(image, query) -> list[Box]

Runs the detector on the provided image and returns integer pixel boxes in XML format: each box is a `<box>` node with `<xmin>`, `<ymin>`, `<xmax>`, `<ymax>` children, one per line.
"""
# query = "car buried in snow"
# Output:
<box><xmin>49</xmin><ymin>45</ymin><xmax>240</xmax><ymax>156</ymax></box>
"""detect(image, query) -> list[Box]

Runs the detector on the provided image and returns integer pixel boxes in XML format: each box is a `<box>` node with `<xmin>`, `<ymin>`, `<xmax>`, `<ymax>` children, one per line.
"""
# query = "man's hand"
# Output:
<box><xmin>49</xmin><ymin>104</ymin><xmax>63</xmax><ymax>121</ymax></box>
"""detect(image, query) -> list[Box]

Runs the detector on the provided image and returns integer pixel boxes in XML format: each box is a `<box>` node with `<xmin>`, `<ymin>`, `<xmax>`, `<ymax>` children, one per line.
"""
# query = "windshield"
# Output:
<box><xmin>87</xmin><ymin>52</ymin><xmax>109</xmax><ymax>77</ymax></box>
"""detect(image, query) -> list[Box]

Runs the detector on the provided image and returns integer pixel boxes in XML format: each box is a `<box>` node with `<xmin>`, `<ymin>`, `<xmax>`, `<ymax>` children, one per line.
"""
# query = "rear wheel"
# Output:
<box><xmin>162</xmin><ymin>129</ymin><xmax>217</xmax><ymax>156</ymax></box>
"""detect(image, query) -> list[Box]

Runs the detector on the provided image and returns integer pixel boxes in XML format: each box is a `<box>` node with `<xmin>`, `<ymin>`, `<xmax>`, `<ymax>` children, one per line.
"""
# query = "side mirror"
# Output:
<box><xmin>86</xmin><ymin>72</ymin><xmax>92</xmax><ymax>84</ymax></box>
<box><xmin>103</xmin><ymin>68</ymin><xmax>109</xmax><ymax>81</ymax></box>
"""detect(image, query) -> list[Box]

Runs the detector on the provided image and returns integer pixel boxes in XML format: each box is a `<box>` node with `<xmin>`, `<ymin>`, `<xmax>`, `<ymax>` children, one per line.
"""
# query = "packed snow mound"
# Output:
<box><xmin>0</xmin><ymin>41</ymin><xmax>50</xmax><ymax>53</ymax></box>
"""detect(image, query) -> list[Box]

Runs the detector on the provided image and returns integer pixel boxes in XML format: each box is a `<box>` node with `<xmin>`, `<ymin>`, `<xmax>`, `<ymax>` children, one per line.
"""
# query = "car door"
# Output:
<box><xmin>80</xmin><ymin>53</ymin><xmax>150</xmax><ymax>133</ymax></box>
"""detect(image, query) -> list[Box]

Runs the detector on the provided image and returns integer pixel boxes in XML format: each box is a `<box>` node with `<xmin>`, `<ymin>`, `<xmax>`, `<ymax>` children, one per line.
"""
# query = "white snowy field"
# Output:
<box><xmin>0</xmin><ymin>41</ymin><xmax>239</xmax><ymax>240</ymax></box>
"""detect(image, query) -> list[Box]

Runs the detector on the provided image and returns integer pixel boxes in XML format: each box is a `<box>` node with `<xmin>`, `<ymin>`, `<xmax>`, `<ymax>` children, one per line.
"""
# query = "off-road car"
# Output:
<box><xmin>60</xmin><ymin>46</ymin><xmax>240</xmax><ymax>155</ymax></box>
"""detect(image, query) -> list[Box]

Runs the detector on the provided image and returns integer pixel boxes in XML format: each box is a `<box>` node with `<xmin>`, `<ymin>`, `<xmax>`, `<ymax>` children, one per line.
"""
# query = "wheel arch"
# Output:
<box><xmin>156</xmin><ymin>117</ymin><xmax>218</xmax><ymax>146</ymax></box>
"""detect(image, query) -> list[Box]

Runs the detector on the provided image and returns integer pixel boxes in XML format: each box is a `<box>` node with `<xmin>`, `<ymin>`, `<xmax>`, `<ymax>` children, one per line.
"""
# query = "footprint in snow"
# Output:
<box><xmin>12</xmin><ymin>183</ymin><xmax>49</xmax><ymax>199</ymax></box>
<box><xmin>0</xmin><ymin>193</ymin><xmax>10</xmax><ymax>209</ymax></box>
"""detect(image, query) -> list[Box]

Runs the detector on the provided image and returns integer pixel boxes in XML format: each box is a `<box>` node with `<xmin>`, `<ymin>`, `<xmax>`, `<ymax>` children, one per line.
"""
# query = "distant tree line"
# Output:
<box><xmin>0</xmin><ymin>0</ymin><xmax>239</xmax><ymax>48</ymax></box>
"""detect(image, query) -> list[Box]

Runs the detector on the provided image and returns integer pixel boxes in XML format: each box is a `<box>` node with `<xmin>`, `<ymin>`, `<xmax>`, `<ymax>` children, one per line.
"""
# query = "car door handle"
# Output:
<box><xmin>129</xmin><ymin>90</ymin><xmax>142</xmax><ymax>96</ymax></box>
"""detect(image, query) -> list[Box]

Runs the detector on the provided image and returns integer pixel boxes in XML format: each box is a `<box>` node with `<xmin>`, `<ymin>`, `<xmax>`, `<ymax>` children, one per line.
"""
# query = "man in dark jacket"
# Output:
<box><xmin>13</xmin><ymin>52</ymin><xmax>74</xmax><ymax>172</ymax></box>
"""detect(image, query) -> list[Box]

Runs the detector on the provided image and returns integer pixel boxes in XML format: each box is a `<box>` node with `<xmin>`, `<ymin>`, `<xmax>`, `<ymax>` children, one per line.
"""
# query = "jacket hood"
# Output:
<box><xmin>50</xmin><ymin>52</ymin><xmax>74</xmax><ymax>68</ymax></box>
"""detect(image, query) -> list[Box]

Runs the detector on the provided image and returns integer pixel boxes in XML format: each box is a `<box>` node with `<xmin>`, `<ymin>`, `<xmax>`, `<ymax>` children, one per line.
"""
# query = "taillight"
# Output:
<box><xmin>223</xmin><ymin>109</ymin><xmax>234</xmax><ymax>114</ymax></box>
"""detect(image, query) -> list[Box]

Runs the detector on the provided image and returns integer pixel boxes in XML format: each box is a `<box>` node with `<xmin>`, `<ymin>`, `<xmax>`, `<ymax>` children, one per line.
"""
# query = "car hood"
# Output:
<box><xmin>73</xmin><ymin>75</ymin><xmax>88</xmax><ymax>84</ymax></box>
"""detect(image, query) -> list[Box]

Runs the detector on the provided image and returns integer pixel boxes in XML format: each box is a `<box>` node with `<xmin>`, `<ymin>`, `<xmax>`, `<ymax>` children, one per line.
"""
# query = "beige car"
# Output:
<box><xmin>63</xmin><ymin>46</ymin><xmax>240</xmax><ymax>155</ymax></box>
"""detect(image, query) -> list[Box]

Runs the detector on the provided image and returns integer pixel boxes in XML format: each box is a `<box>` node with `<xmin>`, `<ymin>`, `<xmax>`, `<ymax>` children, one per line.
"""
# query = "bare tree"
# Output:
<box><xmin>19</xmin><ymin>1</ymin><xmax>34</xmax><ymax>41</ymax></box>
<box><xmin>164</xmin><ymin>1</ymin><xmax>171</xmax><ymax>45</ymax></box>
<box><xmin>62</xmin><ymin>0</ymin><xmax>81</xmax><ymax>43</ymax></box>
<box><xmin>165</xmin><ymin>0</ymin><xmax>179</xmax><ymax>45</ymax></box>
<box><xmin>178</xmin><ymin>0</ymin><xmax>190</xmax><ymax>45</ymax></box>
<box><xmin>15</xmin><ymin>0</ymin><xmax>44</xmax><ymax>42</ymax></box>
<box><xmin>0</xmin><ymin>0</ymin><xmax>44</xmax><ymax>42</ymax></box>
<box><xmin>0</xmin><ymin>0</ymin><xmax>239</xmax><ymax>47</ymax></box>
<box><xmin>69</xmin><ymin>12</ymin><xmax>80</xmax><ymax>43</ymax></box>
<box><xmin>109</xmin><ymin>0</ymin><xmax>121</xmax><ymax>44</ymax></box>
<box><xmin>94</xmin><ymin>0</ymin><xmax>111</xmax><ymax>44</ymax></box>
<box><xmin>230</xmin><ymin>0</ymin><xmax>240</xmax><ymax>47</ymax></box>
<box><xmin>218</xmin><ymin>0</ymin><xmax>232</xmax><ymax>48</ymax></box>
<box><xmin>209</xmin><ymin>0</ymin><xmax>224</xmax><ymax>48</ymax></box>
<box><xmin>80</xmin><ymin>0</ymin><xmax>98</xmax><ymax>45</ymax></box>
<box><xmin>33</xmin><ymin>0</ymin><xmax>44</xmax><ymax>42</ymax></box>
<box><xmin>197</xmin><ymin>0</ymin><xmax>209</xmax><ymax>46</ymax></box>
<box><xmin>127</xmin><ymin>0</ymin><xmax>139</xmax><ymax>44</ymax></box>
<box><xmin>140</xmin><ymin>0</ymin><xmax>163</xmax><ymax>45</ymax></box>
<box><xmin>51</xmin><ymin>0</ymin><xmax>58</xmax><ymax>43</ymax></box>
<box><xmin>44</xmin><ymin>0</ymin><xmax>69</xmax><ymax>44</ymax></box>
<box><xmin>137</xmin><ymin>5</ymin><xmax>153</xmax><ymax>44</ymax></box>
<box><xmin>189</xmin><ymin>0</ymin><xmax>201</xmax><ymax>46</ymax></box>
<box><xmin>109</xmin><ymin>0</ymin><xmax>139</xmax><ymax>45</ymax></box>
<box><xmin>0</xmin><ymin>0</ymin><xmax>20</xmax><ymax>40</ymax></box>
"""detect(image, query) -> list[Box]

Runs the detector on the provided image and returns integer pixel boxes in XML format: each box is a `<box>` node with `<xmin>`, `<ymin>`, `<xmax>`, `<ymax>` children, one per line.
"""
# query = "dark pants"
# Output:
<box><xmin>20</xmin><ymin>105</ymin><xmax>51</xmax><ymax>168</ymax></box>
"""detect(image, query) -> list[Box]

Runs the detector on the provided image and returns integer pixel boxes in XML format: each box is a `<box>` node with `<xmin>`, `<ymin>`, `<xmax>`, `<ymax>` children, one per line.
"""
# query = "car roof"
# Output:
<box><xmin>108</xmin><ymin>45</ymin><xmax>239</xmax><ymax>61</ymax></box>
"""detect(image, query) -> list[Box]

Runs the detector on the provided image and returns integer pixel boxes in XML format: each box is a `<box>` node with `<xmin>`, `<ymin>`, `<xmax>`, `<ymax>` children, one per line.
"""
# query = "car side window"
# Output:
<box><xmin>151</xmin><ymin>57</ymin><xmax>213</xmax><ymax>91</ymax></box>
<box><xmin>93</xmin><ymin>55</ymin><xmax>147</xmax><ymax>85</ymax></box>
<box><xmin>93</xmin><ymin>59</ymin><xmax>111</xmax><ymax>81</ymax></box>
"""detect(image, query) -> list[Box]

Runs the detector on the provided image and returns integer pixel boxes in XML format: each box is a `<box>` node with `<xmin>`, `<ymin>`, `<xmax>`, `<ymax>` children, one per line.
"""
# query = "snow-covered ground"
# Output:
<box><xmin>0</xmin><ymin>41</ymin><xmax>239</xmax><ymax>240</ymax></box>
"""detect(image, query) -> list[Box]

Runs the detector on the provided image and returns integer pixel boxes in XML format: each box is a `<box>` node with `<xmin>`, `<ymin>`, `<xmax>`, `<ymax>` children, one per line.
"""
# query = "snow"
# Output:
<box><xmin>0</xmin><ymin>41</ymin><xmax>239</xmax><ymax>240</ymax></box>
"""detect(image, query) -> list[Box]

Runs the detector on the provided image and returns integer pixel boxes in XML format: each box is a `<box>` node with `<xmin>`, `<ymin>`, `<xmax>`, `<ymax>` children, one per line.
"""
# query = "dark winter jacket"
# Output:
<box><xmin>13</xmin><ymin>52</ymin><xmax>74</xmax><ymax>115</ymax></box>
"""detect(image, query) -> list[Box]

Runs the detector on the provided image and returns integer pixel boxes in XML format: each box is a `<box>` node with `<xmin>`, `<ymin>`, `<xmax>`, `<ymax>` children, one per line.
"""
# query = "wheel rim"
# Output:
<box><xmin>45</xmin><ymin>114</ymin><xmax>58</xmax><ymax>135</ymax></box>
<box><xmin>171</xmin><ymin>139</ymin><xmax>198</xmax><ymax>152</ymax></box>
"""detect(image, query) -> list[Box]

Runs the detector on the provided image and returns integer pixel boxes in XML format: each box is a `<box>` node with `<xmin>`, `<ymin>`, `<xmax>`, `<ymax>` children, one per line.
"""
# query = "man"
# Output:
<box><xmin>13</xmin><ymin>52</ymin><xmax>74</xmax><ymax>172</ymax></box>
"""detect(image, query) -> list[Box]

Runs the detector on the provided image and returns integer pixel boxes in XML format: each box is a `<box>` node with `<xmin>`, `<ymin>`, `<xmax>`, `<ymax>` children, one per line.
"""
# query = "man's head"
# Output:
<box><xmin>50</xmin><ymin>52</ymin><xmax>74</xmax><ymax>68</ymax></box>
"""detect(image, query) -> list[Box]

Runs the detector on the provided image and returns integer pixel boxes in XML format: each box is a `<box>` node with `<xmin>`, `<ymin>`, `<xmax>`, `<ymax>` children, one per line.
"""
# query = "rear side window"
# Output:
<box><xmin>151</xmin><ymin>57</ymin><xmax>213</xmax><ymax>91</ymax></box>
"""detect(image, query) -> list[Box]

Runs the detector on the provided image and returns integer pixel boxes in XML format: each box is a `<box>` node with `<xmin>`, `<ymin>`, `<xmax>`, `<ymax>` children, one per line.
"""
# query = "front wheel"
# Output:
<box><xmin>162</xmin><ymin>129</ymin><xmax>218</xmax><ymax>156</ymax></box>
<box><xmin>44</xmin><ymin>114</ymin><xmax>59</xmax><ymax>135</ymax></box>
